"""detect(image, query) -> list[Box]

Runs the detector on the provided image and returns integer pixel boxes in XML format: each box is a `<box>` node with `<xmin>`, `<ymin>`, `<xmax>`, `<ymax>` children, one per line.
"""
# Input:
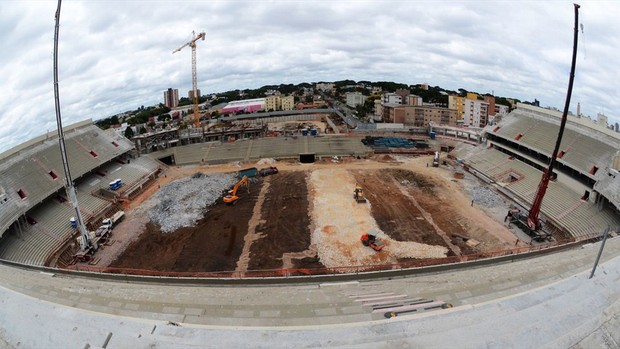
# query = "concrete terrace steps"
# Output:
<box><xmin>491</xmin><ymin>109</ymin><xmax>618</xmax><ymax>176</ymax></box>
<box><xmin>465</xmin><ymin>147</ymin><xmax>620</xmax><ymax>239</ymax></box>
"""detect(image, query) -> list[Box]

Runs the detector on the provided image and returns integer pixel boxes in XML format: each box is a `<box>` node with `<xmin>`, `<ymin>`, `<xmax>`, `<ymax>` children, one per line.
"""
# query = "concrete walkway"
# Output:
<box><xmin>0</xmin><ymin>238</ymin><xmax>619</xmax><ymax>348</ymax></box>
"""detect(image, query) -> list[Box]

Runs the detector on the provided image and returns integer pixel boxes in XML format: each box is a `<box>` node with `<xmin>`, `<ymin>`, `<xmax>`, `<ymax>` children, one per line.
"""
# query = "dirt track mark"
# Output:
<box><xmin>235</xmin><ymin>178</ymin><xmax>269</xmax><ymax>274</ymax></box>
<box><xmin>392</xmin><ymin>177</ymin><xmax>462</xmax><ymax>256</ymax></box>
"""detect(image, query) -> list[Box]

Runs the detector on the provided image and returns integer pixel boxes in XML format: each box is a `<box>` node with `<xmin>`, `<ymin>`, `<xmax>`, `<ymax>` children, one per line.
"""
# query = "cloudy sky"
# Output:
<box><xmin>0</xmin><ymin>0</ymin><xmax>618</xmax><ymax>153</ymax></box>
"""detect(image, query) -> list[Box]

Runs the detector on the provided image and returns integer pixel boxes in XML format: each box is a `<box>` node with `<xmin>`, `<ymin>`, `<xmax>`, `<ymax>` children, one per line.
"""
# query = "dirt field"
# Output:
<box><xmin>104</xmin><ymin>156</ymin><xmax>518</xmax><ymax>273</ymax></box>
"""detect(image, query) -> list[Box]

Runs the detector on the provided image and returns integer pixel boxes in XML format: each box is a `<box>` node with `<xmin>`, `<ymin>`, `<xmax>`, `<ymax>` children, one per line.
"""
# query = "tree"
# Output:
<box><xmin>139</xmin><ymin>126</ymin><xmax>147</xmax><ymax>134</ymax></box>
<box><xmin>124</xmin><ymin>127</ymin><xmax>134</xmax><ymax>138</ymax></box>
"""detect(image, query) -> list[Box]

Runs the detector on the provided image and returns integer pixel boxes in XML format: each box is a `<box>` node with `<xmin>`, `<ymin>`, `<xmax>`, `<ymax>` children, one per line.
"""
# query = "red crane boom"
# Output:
<box><xmin>527</xmin><ymin>3</ymin><xmax>580</xmax><ymax>231</ymax></box>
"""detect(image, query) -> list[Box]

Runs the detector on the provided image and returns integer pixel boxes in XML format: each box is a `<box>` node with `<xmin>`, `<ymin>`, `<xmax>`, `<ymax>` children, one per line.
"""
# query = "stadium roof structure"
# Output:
<box><xmin>221</xmin><ymin>98</ymin><xmax>265</xmax><ymax>114</ymax></box>
<box><xmin>0</xmin><ymin>120</ymin><xmax>134</xmax><ymax>238</ymax></box>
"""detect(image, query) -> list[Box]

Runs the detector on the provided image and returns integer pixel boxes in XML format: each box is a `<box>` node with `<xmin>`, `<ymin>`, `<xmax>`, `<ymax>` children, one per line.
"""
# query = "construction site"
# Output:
<box><xmin>86</xmin><ymin>152</ymin><xmax>516</xmax><ymax>276</ymax></box>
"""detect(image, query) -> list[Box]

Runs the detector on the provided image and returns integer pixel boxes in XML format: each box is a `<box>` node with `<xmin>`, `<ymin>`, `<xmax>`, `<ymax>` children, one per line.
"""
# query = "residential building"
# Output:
<box><xmin>463</xmin><ymin>98</ymin><xmax>489</xmax><ymax>127</ymax></box>
<box><xmin>265</xmin><ymin>95</ymin><xmax>281</xmax><ymax>111</ymax></box>
<box><xmin>188</xmin><ymin>89</ymin><xmax>201</xmax><ymax>100</ymax></box>
<box><xmin>371</xmin><ymin>86</ymin><xmax>382</xmax><ymax>94</ymax></box>
<box><xmin>315</xmin><ymin>83</ymin><xmax>334</xmax><ymax>92</ymax></box>
<box><xmin>374</xmin><ymin>99</ymin><xmax>383</xmax><ymax>121</ymax></box>
<box><xmin>382</xmin><ymin>104</ymin><xmax>457</xmax><ymax>127</ymax></box>
<box><xmin>395</xmin><ymin>89</ymin><xmax>410</xmax><ymax>101</ymax></box>
<box><xmin>382</xmin><ymin>93</ymin><xmax>402</xmax><ymax>105</ymax></box>
<box><xmin>484</xmin><ymin>95</ymin><xmax>496</xmax><ymax>116</ymax></box>
<box><xmin>448</xmin><ymin>95</ymin><xmax>465</xmax><ymax>121</ymax></box>
<box><xmin>346</xmin><ymin>92</ymin><xmax>366</xmax><ymax>108</ymax></box>
<box><xmin>495</xmin><ymin>105</ymin><xmax>509</xmax><ymax>117</ymax></box>
<box><xmin>281</xmin><ymin>96</ymin><xmax>295</xmax><ymax>111</ymax></box>
<box><xmin>406</xmin><ymin>95</ymin><xmax>423</xmax><ymax>106</ymax></box>
<box><xmin>163</xmin><ymin>88</ymin><xmax>179</xmax><ymax>108</ymax></box>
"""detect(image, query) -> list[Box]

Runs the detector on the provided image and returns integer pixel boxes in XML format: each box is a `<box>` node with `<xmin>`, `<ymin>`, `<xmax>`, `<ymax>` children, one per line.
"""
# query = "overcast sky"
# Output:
<box><xmin>0</xmin><ymin>0</ymin><xmax>618</xmax><ymax>153</ymax></box>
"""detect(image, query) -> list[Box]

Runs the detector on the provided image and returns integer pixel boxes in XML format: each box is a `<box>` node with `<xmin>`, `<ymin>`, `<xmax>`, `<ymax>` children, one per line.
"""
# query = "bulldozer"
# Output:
<box><xmin>223</xmin><ymin>176</ymin><xmax>249</xmax><ymax>205</ymax></box>
<box><xmin>353</xmin><ymin>184</ymin><xmax>367</xmax><ymax>203</ymax></box>
<box><xmin>361</xmin><ymin>233</ymin><xmax>385</xmax><ymax>251</ymax></box>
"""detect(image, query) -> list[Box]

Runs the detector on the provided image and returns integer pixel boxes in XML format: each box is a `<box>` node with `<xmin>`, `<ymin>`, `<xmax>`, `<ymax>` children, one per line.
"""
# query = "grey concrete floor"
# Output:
<box><xmin>0</xmin><ymin>237</ymin><xmax>619</xmax><ymax>348</ymax></box>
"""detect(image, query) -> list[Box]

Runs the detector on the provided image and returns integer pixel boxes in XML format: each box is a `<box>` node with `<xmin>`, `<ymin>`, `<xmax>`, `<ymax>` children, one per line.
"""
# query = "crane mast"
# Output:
<box><xmin>527</xmin><ymin>3</ymin><xmax>580</xmax><ymax>232</ymax></box>
<box><xmin>53</xmin><ymin>0</ymin><xmax>92</xmax><ymax>252</ymax></box>
<box><xmin>173</xmin><ymin>31</ymin><xmax>206</xmax><ymax>128</ymax></box>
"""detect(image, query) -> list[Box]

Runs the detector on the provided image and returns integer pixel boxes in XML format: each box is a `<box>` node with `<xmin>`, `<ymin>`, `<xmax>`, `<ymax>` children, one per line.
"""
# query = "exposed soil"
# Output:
<box><xmin>104</xmin><ymin>156</ymin><xmax>516</xmax><ymax>274</ymax></box>
<box><xmin>248</xmin><ymin>172</ymin><xmax>314</xmax><ymax>270</ymax></box>
<box><xmin>111</xmin><ymin>177</ymin><xmax>261</xmax><ymax>272</ymax></box>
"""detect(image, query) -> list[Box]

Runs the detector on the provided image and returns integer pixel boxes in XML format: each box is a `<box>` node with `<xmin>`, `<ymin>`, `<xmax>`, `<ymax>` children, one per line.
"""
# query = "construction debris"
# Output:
<box><xmin>469</xmin><ymin>186</ymin><xmax>505</xmax><ymax>209</ymax></box>
<box><xmin>148</xmin><ymin>172</ymin><xmax>236</xmax><ymax>233</ymax></box>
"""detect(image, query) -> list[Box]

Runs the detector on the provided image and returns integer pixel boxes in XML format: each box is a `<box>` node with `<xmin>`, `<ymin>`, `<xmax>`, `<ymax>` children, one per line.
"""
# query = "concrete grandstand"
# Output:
<box><xmin>455</xmin><ymin>103</ymin><xmax>620</xmax><ymax>240</ymax></box>
<box><xmin>0</xmin><ymin>120</ymin><xmax>161</xmax><ymax>266</ymax></box>
<box><xmin>1</xmin><ymin>112</ymin><xmax>620</xmax><ymax>347</ymax></box>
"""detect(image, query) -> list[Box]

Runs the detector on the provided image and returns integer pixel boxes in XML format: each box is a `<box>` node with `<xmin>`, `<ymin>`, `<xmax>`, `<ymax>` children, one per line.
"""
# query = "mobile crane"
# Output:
<box><xmin>506</xmin><ymin>4</ymin><xmax>580</xmax><ymax>242</ymax></box>
<box><xmin>223</xmin><ymin>176</ymin><xmax>249</xmax><ymax>204</ymax></box>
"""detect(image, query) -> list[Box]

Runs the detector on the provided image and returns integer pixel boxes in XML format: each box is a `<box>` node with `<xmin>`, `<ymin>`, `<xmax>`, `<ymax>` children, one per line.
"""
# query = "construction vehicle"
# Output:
<box><xmin>361</xmin><ymin>234</ymin><xmax>385</xmax><ymax>251</ymax></box>
<box><xmin>102</xmin><ymin>211</ymin><xmax>125</xmax><ymax>228</ymax></box>
<box><xmin>259</xmin><ymin>166</ymin><xmax>278</xmax><ymax>177</ymax></box>
<box><xmin>505</xmin><ymin>207</ymin><xmax>551</xmax><ymax>242</ymax></box>
<box><xmin>353</xmin><ymin>184</ymin><xmax>367</xmax><ymax>203</ymax></box>
<box><xmin>223</xmin><ymin>176</ymin><xmax>249</xmax><ymax>204</ymax></box>
<box><xmin>510</xmin><ymin>4</ymin><xmax>581</xmax><ymax>242</ymax></box>
<box><xmin>173</xmin><ymin>31</ymin><xmax>206</xmax><ymax>128</ymax></box>
<box><xmin>238</xmin><ymin>167</ymin><xmax>258</xmax><ymax>179</ymax></box>
<box><xmin>432</xmin><ymin>151</ymin><xmax>440</xmax><ymax>167</ymax></box>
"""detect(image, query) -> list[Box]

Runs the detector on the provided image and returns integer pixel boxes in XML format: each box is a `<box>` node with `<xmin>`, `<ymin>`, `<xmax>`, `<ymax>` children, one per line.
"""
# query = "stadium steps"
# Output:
<box><xmin>465</xmin><ymin>147</ymin><xmax>618</xmax><ymax>240</ymax></box>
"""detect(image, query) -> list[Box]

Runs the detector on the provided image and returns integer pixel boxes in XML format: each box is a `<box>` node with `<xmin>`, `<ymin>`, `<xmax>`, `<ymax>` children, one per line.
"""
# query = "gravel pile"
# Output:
<box><xmin>470</xmin><ymin>186</ymin><xmax>505</xmax><ymax>208</ymax></box>
<box><xmin>149</xmin><ymin>172</ymin><xmax>236</xmax><ymax>233</ymax></box>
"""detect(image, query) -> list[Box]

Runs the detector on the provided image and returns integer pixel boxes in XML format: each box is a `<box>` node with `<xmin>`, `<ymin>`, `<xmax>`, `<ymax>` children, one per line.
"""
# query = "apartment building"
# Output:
<box><xmin>382</xmin><ymin>104</ymin><xmax>457</xmax><ymax>127</ymax></box>
<box><xmin>265</xmin><ymin>95</ymin><xmax>281</xmax><ymax>111</ymax></box>
<box><xmin>281</xmin><ymin>96</ymin><xmax>295</xmax><ymax>111</ymax></box>
<box><xmin>346</xmin><ymin>92</ymin><xmax>366</xmax><ymax>108</ymax></box>
<box><xmin>163</xmin><ymin>88</ymin><xmax>179</xmax><ymax>108</ymax></box>
<box><xmin>188</xmin><ymin>89</ymin><xmax>201</xmax><ymax>100</ymax></box>
<box><xmin>448</xmin><ymin>93</ymin><xmax>489</xmax><ymax>127</ymax></box>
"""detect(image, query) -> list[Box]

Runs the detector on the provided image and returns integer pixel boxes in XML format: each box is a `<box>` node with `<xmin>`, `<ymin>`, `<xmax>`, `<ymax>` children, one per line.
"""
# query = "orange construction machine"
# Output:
<box><xmin>223</xmin><ymin>176</ymin><xmax>249</xmax><ymax>205</ymax></box>
<box><xmin>361</xmin><ymin>233</ymin><xmax>385</xmax><ymax>251</ymax></box>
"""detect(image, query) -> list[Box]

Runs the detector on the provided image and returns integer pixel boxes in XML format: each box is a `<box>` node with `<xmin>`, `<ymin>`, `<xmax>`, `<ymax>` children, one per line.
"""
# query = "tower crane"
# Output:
<box><xmin>173</xmin><ymin>31</ymin><xmax>206</xmax><ymax>128</ymax></box>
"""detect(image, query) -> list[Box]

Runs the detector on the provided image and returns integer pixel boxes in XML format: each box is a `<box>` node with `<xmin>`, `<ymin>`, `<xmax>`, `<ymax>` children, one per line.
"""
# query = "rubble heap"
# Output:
<box><xmin>149</xmin><ymin>172</ymin><xmax>236</xmax><ymax>233</ymax></box>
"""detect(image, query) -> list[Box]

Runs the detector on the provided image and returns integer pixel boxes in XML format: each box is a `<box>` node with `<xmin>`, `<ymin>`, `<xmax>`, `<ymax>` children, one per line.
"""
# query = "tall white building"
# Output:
<box><xmin>382</xmin><ymin>93</ymin><xmax>402</xmax><ymax>105</ymax></box>
<box><xmin>462</xmin><ymin>99</ymin><xmax>489</xmax><ymax>128</ymax></box>
<box><xmin>346</xmin><ymin>92</ymin><xmax>366</xmax><ymax>108</ymax></box>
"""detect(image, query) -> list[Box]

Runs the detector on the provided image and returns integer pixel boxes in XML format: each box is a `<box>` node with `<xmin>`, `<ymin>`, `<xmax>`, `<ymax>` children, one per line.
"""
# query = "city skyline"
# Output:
<box><xmin>0</xmin><ymin>0</ymin><xmax>619</xmax><ymax>152</ymax></box>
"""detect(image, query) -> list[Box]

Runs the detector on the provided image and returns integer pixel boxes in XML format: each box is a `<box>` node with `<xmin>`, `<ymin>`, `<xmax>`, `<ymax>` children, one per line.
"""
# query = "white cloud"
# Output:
<box><xmin>0</xmin><ymin>0</ymin><xmax>619</xmax><ymax>153</ymax></box>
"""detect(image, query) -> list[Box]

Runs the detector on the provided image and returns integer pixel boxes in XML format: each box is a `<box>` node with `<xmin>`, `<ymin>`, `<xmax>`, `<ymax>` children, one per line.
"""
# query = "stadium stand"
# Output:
<box><xmin>0</xmin><ymin>119</ymin><xmax>159</xmax><ymax>266</ymax></box>
<box><xmin>167</xmin><ymin>136</ymin><xmax>371</xmax><ymax>165</ymax></box>
<box><xmin>456</xmin><ymin>103</ymin><xmax>620</xmax><ymax>240</ymax></box>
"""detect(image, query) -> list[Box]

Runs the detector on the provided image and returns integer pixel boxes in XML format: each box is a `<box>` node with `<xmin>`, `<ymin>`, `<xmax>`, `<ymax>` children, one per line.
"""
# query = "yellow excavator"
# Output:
<box><xmin>353</xmin><ymin>184</ymin><xmax>367</xmax><ymax>203</ymax></box>
<box><xmin>223</xmin><ymin>176</ymin><xmax>249</xmax><ymax>205</ymax></box>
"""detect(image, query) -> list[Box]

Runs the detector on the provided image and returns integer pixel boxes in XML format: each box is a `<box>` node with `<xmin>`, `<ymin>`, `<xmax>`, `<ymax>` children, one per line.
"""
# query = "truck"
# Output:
<box><xmin>237</xmin><ymin>167</ymin><xmax>258</xmax><ymax>179</ymax></box>
<box><xmin>432</xmin><ymin>151</ymin><xmax>440</xmax><ymax>167</ymax></box>
<box><xmin>102</xmin><ymin>211</ymin><xmax>125</xmax><ymax>228</ymax></box>
<box><xmin>259</xmin><ymin>166</ymin><xmax>278</xmax><ymax>177</ymax></box>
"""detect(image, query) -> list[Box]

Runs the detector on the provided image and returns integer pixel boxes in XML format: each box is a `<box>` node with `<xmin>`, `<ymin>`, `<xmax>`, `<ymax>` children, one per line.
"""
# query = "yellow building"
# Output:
<box><xmin>448</xmin><ymin>95</ymin><xmax>465</xmax><ymax>120</ymax></box>
<box><xmin>265</xmin><ymin>95</ymin><xmax>281</xmax><ymax>112</ymax></box>
<box><xmin>281</xmin><ymin>96</ymin><xmax>295</xmax><ymax>111</ymax></box>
